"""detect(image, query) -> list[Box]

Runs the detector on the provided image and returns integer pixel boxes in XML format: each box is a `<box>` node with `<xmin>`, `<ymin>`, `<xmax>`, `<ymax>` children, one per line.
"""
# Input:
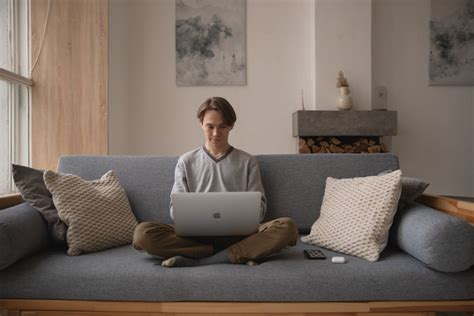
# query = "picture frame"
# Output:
<box><xmin>429</xmin><ymin>0</ymin><xmax>474</xmax><ymax>86</ymax></box>
<box><xmin>176</xmin><ymin>0</ymin><xmax>246</xmax><ymax>86</ymax></box>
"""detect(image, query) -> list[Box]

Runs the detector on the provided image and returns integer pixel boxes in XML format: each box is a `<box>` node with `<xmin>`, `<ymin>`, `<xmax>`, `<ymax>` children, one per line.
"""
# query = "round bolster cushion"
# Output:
<box><xmin>0</xmin><ymin>203</ymin><xmax>50</xmax><ymax>271</ymax></box>
<box><xmin>390</xmin><ymin>201</ymin><xmax>474</xmax><ymax>273</ymax></box>
<box><xmin>392</xmin><ymin>202</ymin><xmax>474</xmax><ymax>272</ymax></box>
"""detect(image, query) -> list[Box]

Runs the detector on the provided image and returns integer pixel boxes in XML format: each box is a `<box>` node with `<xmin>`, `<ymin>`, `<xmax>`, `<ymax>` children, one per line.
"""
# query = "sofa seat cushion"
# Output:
<box><xmin>1</xmin><ymin>236</ymin><xmax>473</xmax><ymax>302</ymax></box>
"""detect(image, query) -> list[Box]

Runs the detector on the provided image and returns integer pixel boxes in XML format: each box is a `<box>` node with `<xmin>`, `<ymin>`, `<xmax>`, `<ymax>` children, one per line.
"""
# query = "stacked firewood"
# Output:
<box><xmin>299</xmin><ymin>136</ymin><xmax>388</xmax><ymax>154</ymax></box>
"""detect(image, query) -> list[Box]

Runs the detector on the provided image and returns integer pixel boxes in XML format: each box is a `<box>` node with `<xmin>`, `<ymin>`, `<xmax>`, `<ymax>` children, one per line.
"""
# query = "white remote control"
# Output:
<box><xmin>331</xmin><ymin>256</ymin><xmax>346</xmax><ymax>264</ymax></box>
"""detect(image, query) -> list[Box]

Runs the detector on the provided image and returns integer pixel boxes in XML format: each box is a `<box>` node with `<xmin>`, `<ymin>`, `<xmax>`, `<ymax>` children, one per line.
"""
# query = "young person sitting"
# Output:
<box><xmin>133</xmin><ymin>96</ymin><xmax>299</xmax><ymax>267</ymax></box>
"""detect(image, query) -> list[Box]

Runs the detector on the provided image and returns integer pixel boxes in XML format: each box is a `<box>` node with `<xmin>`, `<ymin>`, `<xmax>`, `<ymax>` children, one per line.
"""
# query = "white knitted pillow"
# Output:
<box><xmin>44</xmin><ymin>170</ymin><xmax>138</xmax><ymax>256</ymax></box>
<box><xmin>301</xmin><ymin>170</ymin><xmax>402</xmax><ymax>262</ymax></box>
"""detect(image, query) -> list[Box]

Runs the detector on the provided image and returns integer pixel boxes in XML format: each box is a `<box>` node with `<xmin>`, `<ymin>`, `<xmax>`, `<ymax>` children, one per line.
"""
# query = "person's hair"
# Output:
<box><xmin>197</xmin><ymin>97</ymin><xmax>237</xmax><ymax>126</ymax></box>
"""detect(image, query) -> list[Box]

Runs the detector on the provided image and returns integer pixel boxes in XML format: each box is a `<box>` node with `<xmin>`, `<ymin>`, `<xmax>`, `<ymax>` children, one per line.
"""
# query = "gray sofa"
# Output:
<box><xmin>0</xmin><ymin>154</ymin><xmax>473</xmax><ymax>306</ymax></box>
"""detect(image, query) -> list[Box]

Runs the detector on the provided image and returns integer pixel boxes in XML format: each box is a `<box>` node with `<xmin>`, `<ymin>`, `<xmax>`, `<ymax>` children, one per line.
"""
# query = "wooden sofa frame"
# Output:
<box><xmin>1</xmin><ymin>193</ymin><xmax>473</xmax><ymax>316</ymax></box>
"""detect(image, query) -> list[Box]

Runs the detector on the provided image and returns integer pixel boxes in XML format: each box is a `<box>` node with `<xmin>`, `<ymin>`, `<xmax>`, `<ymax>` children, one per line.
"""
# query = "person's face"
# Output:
<box><xmin>201</xmin><ymin>110</ymin><xmax>233</xmax><ymax>147</ymax></box>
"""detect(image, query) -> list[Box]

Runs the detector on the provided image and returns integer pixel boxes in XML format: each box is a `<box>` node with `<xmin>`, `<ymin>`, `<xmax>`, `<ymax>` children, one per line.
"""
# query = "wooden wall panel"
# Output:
<box><xmin>31</xmin><ymin>0</ymin><xmax>108</xmax><ymax>170</ymax></box>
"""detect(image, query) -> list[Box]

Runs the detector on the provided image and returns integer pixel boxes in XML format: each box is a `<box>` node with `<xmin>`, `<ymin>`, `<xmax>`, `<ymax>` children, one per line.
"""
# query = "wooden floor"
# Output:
<box><xmin>1</xmin><ymin>300</ymin><xmax>474</xmax><ymax>316</ymax></box>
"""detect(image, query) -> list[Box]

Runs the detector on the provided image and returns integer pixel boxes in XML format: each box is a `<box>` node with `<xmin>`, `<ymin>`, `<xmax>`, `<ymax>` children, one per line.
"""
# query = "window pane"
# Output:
<box><xmin>0</xmin><ymin>0</ymin><xmax>11</xmax><ymax>71</ymax></box>
<box><xmin>0</xmin><ymin>0</ymin><xmax>30</xmax><ymax>195</ymax></box>
<box><xmin>0</xmin><ymin>80</ymin><xmax>10</xmax><ymax>194</ymax></box>
<box><xmin>0</xmin><ymin>80</ymin><xmax>29</xmax><ymax>195</ymax></box>
<box><xmin>0</xmin><ymin>0</ymin><xmax>11</xmax><ymax>193</ymax></box>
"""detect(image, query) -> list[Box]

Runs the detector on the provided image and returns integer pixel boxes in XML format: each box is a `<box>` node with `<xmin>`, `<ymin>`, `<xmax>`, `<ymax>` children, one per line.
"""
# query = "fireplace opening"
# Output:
<box><xmin>299</xmin><ymin>136</ymin><xmax>388</xmax><ymax>154</ymax></box>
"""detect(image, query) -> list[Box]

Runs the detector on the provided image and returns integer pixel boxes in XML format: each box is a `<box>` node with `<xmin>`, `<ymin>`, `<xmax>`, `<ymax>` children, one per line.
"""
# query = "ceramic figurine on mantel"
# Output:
<box><xmin>336</xmin><ymin>71</ymin><xmax>353</xmax><ymax>110</ymax></box>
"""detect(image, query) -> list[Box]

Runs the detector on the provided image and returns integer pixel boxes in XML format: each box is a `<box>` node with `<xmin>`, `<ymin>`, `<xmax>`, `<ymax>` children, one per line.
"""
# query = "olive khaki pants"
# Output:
<box><xmin>133</xmin><ymin>217</ymin><xmax>299</xmax><ymax>264</ymax></box>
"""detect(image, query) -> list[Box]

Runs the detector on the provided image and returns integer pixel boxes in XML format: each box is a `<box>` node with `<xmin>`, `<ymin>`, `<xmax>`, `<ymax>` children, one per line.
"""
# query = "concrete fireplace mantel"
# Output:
<box><xmin>292</xmin><ymin>110</ymin><xmax>397</xmax><ymax>137</ymax></box>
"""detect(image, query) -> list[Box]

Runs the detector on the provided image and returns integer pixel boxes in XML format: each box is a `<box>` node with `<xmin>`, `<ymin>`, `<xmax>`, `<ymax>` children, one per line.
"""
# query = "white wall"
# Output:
<box><xmin>315</xmin><ymin>0</ymin><xmax>372</xmax><ymax>110</ymax></box>
<box><xmin>109</xmin><ymin>0</ymin><xmax>474</xmax><ymax>196</ymax></box>
<box><xmin>109</xmin><ymin>0</ymin><xmax>316</xmax><ymax>156</ymax></box>
<box><xmin>372</xmin><ymin>0</ymin><xmax>474</xmax><ymax>196</ymax></box>
<box><xmin>109</xmin><ymin>0</ymin><xmax>130</xmax><ymax>155</ymax></box>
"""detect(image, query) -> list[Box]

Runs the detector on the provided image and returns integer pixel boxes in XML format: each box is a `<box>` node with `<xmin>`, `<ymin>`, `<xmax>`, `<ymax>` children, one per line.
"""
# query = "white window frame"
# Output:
<box><xmin>0</xmin><ymin>0</ymin><xmax>31</xmax><ymax>194</ymax></box>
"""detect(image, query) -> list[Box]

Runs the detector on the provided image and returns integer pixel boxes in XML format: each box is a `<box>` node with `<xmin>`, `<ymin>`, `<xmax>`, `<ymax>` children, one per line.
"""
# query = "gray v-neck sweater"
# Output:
<box><xmin>170</xmin><ymin>146</ymin><xmax>267</xmax><ymax>222</ymax></box>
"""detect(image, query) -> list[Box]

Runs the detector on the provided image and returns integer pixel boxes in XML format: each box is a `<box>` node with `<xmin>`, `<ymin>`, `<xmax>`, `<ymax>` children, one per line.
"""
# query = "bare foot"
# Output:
<box><xmin>161</xmin><ymin>256</ymin><xmax>198</xmax><ymax>267</ymax></box>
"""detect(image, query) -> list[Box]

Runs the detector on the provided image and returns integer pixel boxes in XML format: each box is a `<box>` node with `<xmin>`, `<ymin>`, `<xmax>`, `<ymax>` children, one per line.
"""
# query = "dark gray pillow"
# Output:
<box><xmin>12</xmin><ymin>164</ymin><xmax>67</xmax><ymax>245</ymax></box>
<box><xmin>390</xmin><ymin>202</ymin><xmax>474</xmax><ymax>272</ymax></box>
<box><xmin>0</xmin><ymin>203</ymin><xmax>50</xmax><ymax>271</ymax></box>
<box><xmin>378</xmin><ymin>170</ymin><xmax>429</xmax><ymax>204</ymax></box>
<box><xmin>399</xmin><ymin>176</ymin><xmax>430</xmax><ymax>202</ymax></box>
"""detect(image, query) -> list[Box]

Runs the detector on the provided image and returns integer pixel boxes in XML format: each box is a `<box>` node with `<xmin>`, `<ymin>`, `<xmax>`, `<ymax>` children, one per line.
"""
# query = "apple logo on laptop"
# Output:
<box><xmin>212</xmin><ymin>212</ymin><xmax>221</xmax><ymax>219</ymax></box>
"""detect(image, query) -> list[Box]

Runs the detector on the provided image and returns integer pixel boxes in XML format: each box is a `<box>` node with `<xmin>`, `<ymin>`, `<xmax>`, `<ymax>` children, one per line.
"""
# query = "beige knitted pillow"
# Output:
<box><xmin>43</xmin><ymin>170</ymin><xmax>138</xmax><ymax>256</ymax></box>
<box><xmin>301</xmin><ymin>170</ymin><xmax>402</xmax><ymax>262</ymax></box>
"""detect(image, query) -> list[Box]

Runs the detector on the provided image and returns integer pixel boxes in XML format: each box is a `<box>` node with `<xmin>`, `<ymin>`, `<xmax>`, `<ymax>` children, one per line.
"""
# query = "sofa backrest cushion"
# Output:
<box><xmin>58</xmin><ymin>153</ymin><xmax>399</xmax><ymax>233</ymax></box>
<box><xmin>256</xmin><ymin>154</ymin><xmax>399</xmax><ymax>232</ymax></box>
<box><xmin>58</xmin><ymin>156</ymin><xmax>177</xmax><ymax>225</ymax></box>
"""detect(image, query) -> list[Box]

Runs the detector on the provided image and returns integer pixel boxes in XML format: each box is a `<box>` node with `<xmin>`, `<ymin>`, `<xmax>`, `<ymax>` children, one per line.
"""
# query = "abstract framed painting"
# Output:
<box><xmin>429</xmin><ymin>0</ymin><xmax>474</xmax><ymax>86</ymax></box>
<box><xmin>176</xmin><ymin>0</ymin><xmax>246</xmax><ymax>86</ymax></box>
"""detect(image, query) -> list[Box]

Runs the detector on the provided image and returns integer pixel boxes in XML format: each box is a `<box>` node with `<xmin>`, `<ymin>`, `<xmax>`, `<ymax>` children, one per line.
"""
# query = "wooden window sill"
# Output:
<box><xmin>417</xmin><ymin>194</ymin><xmax>474</xmax><ymax>226</ymax></box>
<box><xmin>0</xmin><ymin>193</ymin><xmax>23</xmax><ymax>210</ymax></box>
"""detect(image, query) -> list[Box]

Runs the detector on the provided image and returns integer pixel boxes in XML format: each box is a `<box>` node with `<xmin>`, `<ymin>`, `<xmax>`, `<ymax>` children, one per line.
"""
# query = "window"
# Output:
<box><xmin>0</xmin><ymin>0</ymin><xmax>31</xmax><ymax>194</ymax></box>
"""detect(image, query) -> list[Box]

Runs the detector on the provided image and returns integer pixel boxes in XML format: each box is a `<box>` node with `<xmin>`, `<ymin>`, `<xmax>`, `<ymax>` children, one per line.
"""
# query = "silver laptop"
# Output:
<box><xmin>171</xmin><ymin>192</ymin><xmax>261</xmax><ymax>237</ymax></box>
